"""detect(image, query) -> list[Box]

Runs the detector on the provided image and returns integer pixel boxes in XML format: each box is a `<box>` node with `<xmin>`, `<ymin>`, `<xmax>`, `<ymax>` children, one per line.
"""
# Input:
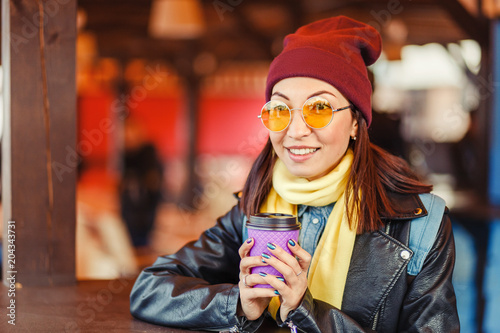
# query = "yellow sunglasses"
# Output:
<box><xmin>258</xmin><ymin>96</ymin><xmax>353</xmax><ymax>132</ymax></box>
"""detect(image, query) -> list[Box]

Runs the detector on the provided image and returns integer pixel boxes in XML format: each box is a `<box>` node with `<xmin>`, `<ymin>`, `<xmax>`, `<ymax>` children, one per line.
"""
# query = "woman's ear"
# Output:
<box><xmin>350</xmin><ymin>117</ymin><xmax>358</xmax><ymax>138</ymax></box>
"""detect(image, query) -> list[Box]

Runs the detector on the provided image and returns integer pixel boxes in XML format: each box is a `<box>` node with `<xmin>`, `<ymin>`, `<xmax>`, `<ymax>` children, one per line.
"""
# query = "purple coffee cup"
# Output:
<box><xmin>247</xmin><ymin>213</ymin><xmax>300</xmax><ymax>288</ymax></box>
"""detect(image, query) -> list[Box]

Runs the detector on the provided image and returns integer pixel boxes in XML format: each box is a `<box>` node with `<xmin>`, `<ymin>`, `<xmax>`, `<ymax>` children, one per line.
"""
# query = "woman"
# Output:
<box><xmin>130</xmin><ymin>16</ymin><xmax>459</xmax><ymax>332</ymax></box>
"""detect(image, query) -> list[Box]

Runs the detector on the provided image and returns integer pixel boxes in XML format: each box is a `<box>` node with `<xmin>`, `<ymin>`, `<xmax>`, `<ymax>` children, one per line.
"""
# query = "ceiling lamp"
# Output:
<box><xmin>149</xmin><ymin>0</ymin><xmax>206</xmax><ymax>39</ymax></box>
<box><xmin>484</xmin><ymin>0</ymin><xmax>500</xmax><ymax>17</ymax></box>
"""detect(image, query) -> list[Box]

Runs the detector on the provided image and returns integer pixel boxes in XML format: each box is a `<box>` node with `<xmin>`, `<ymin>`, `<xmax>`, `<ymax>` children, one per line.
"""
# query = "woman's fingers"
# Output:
<box><xmin>259</xmin><ymin>251</ymin><xmax>308</xmax><ymax>322</ymax></box>
<box><xmin>261</xmin><ymin>255</ymin><xmax>297</xmax><ymax>282</ymax></box>
<box><xmin>238</xmin><ymin>237</ymin><xmax>254</xmax><ymax>258</ymax></box>
<box><xmin>239</xmin><ymin>273</ymin><xmax>275</xmax><ymax>289</ymax></box>
<box><xmin>239</xmin><ymin>237</ymin><xmax>264</xmax><ymax>275</ymax></box>
<box><xmin>287</xmin><ymin>240</ymin><xmax>312</xmax><ymax>272</ymax></box>
<box><xmin>239</xmin><ymin>255</ymin><xmax>269</xmax><ymax>276</ymax></box>
<box><xmin>263</xmin><ymin>241</ymin><xmax>310</xmax><ymax>276</ymax></box>
<box><xmin>255</xmin><ymin>241</ymin><xmax>310</xmax><ymax>323</ymax></box>
<box><xmin>240</xmin><ymin>285</ymin><xmax>276</xmax><ymax>299</ymax></box>
<box><xmin>254</xmin><ymin>272</ymin><xmax>287</xmax><ymax>290</ymax></box>
<box><xmin>238</xmin><ymin>276</ymin><xmax>275</xmax><ymax>321</ymax></box>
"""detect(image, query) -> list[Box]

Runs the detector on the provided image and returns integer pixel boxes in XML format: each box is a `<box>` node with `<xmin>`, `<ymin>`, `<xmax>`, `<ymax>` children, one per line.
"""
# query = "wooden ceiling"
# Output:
<box><xmin>77</xmin><ymin>0</ymin><xmax>490</xmax><ymax>64</ymax></box>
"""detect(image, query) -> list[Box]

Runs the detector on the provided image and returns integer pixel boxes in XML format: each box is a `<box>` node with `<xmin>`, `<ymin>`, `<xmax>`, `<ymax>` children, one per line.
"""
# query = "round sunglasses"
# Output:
<box><xmin>258</xmin><ymin>96</ymin><xmax>353</xmax><ymax>132</ymax></box>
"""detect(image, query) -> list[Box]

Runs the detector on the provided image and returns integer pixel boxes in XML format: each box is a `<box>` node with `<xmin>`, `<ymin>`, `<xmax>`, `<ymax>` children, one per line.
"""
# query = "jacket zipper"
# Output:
<box><xmin>370</xmin><ymin>221</ymin><xmax>390</xmax><ymax>331</ymax></box>
<box><xmin>287</xmin><ymin>321</ymin><xmax>298</xmax><ymax>333</ymax></box>
<box><xmin>371</xmin><ymin>310</ymin><xmax>380</xmax><ymax>331</ymax></box>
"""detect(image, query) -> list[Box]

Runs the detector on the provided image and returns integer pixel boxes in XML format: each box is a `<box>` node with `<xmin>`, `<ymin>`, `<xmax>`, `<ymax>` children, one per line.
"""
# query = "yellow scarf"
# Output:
<box><xmin>261</xmin><ymin>149</ymin><xmax>358</xmax><ymax>316</ymax></box>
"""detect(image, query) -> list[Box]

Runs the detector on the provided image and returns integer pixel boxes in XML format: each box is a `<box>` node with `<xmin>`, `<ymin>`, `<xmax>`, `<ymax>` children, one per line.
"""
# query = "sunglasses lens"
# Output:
<box><xmin>260</xmin><ymin>101</ymin><xmax>290</xmax><ymax>131</ymax></box>
<box><xmin>303</xmin><ymin>97</ymin><xmax>333</xmax><ymax>128</ymax></box>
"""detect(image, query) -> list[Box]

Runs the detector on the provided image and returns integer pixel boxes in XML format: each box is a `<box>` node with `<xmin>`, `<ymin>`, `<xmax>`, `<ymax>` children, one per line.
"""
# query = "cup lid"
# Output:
<box><xmin>247</xmin><ymin>213</ymin><xmax>300</xmax><ymax>230</ymax></box>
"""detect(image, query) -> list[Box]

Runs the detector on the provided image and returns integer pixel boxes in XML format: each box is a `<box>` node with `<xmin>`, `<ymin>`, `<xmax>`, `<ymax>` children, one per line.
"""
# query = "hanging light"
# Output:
<box><xmin>149</xmin><ymin>0</ymin><xmax>205</xmax><ymax>39</ymax></box>
<box><xmin>383</xmin><ymin>19</ymin><xmax>408</xmax><ymax>61</ymax></box>
<box><xmin>483</xmin><ymin>0</ymin><xmax>500</xmax><ymax>17</ymax></box>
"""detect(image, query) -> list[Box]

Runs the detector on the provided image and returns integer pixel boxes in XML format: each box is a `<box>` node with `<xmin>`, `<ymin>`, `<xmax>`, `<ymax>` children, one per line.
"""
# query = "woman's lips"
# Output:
<box><xmin>286</xmin><ymin>147</ymin><xmax>319</xmax><ymax>162</ymax></box>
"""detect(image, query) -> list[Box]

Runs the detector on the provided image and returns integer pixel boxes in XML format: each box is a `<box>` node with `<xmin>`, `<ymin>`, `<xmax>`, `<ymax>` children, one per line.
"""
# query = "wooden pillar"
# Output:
<box><xmin>181</xmin><ymin>73</ymin><xmax>201</xmax><ymax>210</ymax></box>
<box><xmin>2</xmin><ymin>0</ymin><xmax>77</xmax><ymax>286</ymax></box>
<box><xmin>176</xmin><ymin>41</ymin><xmax>202</xmax><ymax>210</ymax></box>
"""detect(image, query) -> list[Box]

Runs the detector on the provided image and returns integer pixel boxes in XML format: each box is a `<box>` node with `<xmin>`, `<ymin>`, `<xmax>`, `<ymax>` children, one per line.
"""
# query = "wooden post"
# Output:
<box><xmin>182</xmin><ymin>72</ymin><xmax>201</xmax><ymax>210</ymax></box>
<box><xmin>2</xmin><ymin>0</ymin><xmax>77</xmax><ymax>286</ymax></box>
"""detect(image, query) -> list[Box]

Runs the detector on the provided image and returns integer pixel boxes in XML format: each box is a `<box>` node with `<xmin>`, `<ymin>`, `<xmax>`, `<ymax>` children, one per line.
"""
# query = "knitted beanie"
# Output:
<box><xmin>265</xmin><ymin>16</ymin><xmax>382</xmax><ymax>127</ymax></box>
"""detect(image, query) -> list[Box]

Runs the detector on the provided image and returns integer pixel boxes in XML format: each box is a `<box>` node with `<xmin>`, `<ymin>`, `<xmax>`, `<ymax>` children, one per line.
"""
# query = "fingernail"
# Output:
<box><xmin>274</xmin><ymin>290</ymin><xmax>280</xmax><ymax>295</ymax></box>
<box><xmin>246</xmin><ymin>238</ymin><xmax>252</xmax><ymax>244</ymax></box>
<box><xmin>288</xmin><ymin>239</ymin><xmax>296</xmax><ymax>246</ymax></box>
<box><xmin>267</xmin><ymin>242</ymin><xmax>276</xmax><ymax>250</ymax></box>
<box><xmin>259</xmin><ymin>272</ymin><xmax>267</xmax><ymax>277</ymax></box>
<box><xmin>261</xmin><ymin>259</ymin><xmax>267</xmax><ymax>264</ymax></box>
<box><xmin>277</xmin><ymin>277</ymin><xmax>285</xmax><ymax>282</ymax></box>
<box><xmin>261</xmin><ymin>253</ymin><xmax>271</xmax><ymax>259</ymax></box>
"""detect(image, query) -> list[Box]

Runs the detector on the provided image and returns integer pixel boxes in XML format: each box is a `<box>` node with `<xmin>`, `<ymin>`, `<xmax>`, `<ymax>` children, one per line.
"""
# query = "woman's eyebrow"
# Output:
<box><xmin>271</xmin><ymin>92</ymin><xmax>290</xmax><ymax>100</ymax></box>
<box><xmin>307</xmin><ymin>90</ymin><xmax>337</xmax><ymax>99</ymax></box>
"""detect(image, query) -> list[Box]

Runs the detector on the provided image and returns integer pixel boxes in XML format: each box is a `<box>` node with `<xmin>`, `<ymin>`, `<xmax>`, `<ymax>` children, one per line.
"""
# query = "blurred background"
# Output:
<box><xmin>1</xmin><ymin>0</ymin><xmax>500</xmax><ymax>332</ymax></box>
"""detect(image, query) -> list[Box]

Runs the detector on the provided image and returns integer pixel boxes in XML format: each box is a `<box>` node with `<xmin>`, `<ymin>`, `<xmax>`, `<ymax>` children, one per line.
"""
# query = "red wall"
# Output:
<box><xmin>198</xmin><ymin>97</ymin><xmax>267</xmax><ymax>155</ymax></box>
<box><xmin>129</xmin><ymin>96</ymin><xmax>185</xmax><ymax>158</ymax></box>
<box><xmin>77</xmin><ymin>93</ymin><xmax>115</xmax><ymax>167</ymax></box>
<box><xmin>78</xmin><ymin>93</ymin><xmax>268</xmax><ymax>165</ymax></box>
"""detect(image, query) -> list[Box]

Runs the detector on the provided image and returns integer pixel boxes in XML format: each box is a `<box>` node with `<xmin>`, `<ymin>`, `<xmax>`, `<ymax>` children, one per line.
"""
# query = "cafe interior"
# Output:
<box><xmin>1</xmin><ymin>0</ymin><xmax>500</xmax><ymax>332</ymax></box>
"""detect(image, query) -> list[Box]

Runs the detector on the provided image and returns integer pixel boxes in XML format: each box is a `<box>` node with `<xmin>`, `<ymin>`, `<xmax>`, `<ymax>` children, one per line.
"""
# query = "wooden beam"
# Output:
<box><xmin>2</xmin><ymin>0</ymin><xmax>77</xmax><ymax>286</ymax></box>
<box><xmin>437</xmin><ymin>0</ymin><xmax>490</xmax><ymax>45</ymax></box>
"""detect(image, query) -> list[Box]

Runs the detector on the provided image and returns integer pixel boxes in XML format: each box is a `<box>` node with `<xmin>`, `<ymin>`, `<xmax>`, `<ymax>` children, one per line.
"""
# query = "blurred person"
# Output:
<box><xmin>130</xmin><ymin>16</ymin><xmax>459</xmax><ymax>332</ymax></box>
<box><xmin>367</xmin><ymin>69</ymin><xmax>405</xmax><ymax>159</ymax></box>
<box><xmin>76</xmin><ymin>165</ymin><xmax>138</xmax><ymax>279</ymax></box>
<box><xmin>119</xmin><ymin>116</ymin><xmax>163</xmax><ymax>247</ymax></box>
<box><xmin>451</xmin><ymin>110</ymin><xmax>480</xmax><ymax>190</ymax></box>
<box><xmin>370</xmin><ymin>110</ymin><xmax>405</xmax><ymax>158</ymax></box>
<box><xmin>76</xmin><ymin>194</ymin><xmax>138</xmax><ymax>279</ymax></box>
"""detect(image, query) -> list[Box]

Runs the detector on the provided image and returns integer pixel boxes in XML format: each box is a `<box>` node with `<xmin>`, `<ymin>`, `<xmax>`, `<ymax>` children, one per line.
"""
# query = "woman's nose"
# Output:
<box><xmin>286</xmin><ymin>109</ymin><xmax>312</xmax><ymax>138</ymax></box>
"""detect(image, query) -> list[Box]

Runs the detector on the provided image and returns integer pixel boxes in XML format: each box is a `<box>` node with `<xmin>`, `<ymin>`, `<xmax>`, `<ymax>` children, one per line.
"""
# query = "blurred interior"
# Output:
<box><xmin>2</xmin><ymin>0</ymin><xmax>500</xmax><ymax>331</ymax></box>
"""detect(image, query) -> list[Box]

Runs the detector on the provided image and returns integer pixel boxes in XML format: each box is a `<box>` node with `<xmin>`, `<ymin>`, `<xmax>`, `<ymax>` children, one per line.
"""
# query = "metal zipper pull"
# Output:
<box><xmin>385</xmin><ymin>221</ymin><xmax>391</xmax><ymax>235</ymax></box>
<box><xmin>287</xmin><ymin>321</ymin><xmax>298</xmax><ymax>333</ymax></box>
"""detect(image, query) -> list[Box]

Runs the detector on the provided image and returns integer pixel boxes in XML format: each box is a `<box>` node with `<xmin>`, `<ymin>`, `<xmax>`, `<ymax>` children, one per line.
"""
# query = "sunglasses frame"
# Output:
<box><xmin>258</xmin><ymin>96</ymin><xmax>353</xmax><ymax>132</ymax></box>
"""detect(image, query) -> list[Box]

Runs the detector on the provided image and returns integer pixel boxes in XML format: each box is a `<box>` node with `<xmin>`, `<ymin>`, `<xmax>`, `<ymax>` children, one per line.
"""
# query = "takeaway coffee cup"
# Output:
<box><xmin>247</xmin><ymin>213</ymin><xmax>300</xmax><ymax>288</ymax></box>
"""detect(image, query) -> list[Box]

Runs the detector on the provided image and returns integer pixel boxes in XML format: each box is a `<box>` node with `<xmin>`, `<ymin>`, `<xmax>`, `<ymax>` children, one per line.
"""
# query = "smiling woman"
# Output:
<box><xmin>267</xmin><ymin>78</ymin><xmax>357</xmax><ymax>181</ymax></box>
<box><xmin>130</xmin><ymin>16</ymin><xmax>459</xmax><ymax>333</ymax></box>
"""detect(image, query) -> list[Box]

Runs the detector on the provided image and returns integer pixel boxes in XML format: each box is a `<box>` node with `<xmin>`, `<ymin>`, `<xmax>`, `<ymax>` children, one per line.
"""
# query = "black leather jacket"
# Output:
<box><xmin>130</xmin><ymin>193</ymin><xmax>459</xmax><ymax>332</ymax></box>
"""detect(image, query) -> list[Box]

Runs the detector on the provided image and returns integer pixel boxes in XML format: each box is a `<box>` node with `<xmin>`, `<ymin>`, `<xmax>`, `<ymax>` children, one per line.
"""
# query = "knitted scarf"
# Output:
<box><xmin>260</xmin><ymin>149</ymin><xmax>357</xmax><ymax>316</ymax></box>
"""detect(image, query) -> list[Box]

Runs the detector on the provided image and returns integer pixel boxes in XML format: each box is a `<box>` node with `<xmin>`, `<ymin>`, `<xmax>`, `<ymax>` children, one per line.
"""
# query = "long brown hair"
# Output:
<box><xmin>240</xmin><ymin>109</ymin><xmax>432</xmax><ymax>234</ymax></box>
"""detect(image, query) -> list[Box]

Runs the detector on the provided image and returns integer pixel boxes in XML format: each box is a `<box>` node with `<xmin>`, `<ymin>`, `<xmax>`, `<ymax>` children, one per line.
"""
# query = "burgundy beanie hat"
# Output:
<box><xmin>265</xmin><ymin>16</ymin><xmax>382</xmax><ymax>127</ymax></box>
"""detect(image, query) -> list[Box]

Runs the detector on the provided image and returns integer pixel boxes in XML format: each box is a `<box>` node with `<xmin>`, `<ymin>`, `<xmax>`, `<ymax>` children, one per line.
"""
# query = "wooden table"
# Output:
<box><xmin>0</xmin><ymin>279</ymin><xmax>288</xmax><ymax>332</ymax></box>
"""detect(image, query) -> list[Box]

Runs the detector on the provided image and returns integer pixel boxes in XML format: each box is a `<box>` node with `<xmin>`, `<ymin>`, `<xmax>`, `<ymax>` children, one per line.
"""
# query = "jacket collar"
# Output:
<box><xmin>234</xmin><ymin>191</ymin><xmax>429</xmax><ymax>221</ymax></box>
<box><xmin>295</xmin><ymin>192</ymin><xmax>428</xmax><ymax>221</ymax></box>
<box><xmin>381</xmin><ymin>192</ymin><xmax>428</xmax><ymax>221</ymax></box>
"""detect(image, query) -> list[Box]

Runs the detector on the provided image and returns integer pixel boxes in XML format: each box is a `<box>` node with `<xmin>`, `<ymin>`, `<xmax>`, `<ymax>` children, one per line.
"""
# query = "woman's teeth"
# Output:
<box><xmin>289</xmin><ymin>148</ymin><xmax>318</xmax><ymax>155</ymax></box>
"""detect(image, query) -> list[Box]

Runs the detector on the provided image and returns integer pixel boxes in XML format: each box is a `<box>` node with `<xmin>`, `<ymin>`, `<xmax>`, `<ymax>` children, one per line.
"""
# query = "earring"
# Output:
<box><xmin>351</xmin><ymin>136</ymin><xmax>357</xmax><ymax>141</ymax></box>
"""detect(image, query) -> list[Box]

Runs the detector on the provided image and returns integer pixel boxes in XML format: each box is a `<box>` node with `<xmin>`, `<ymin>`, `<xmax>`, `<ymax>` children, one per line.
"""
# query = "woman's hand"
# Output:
<box><xmin>258</xmin><ymin>240</ymin><xmax>311</xmax><ymax>322</ymax></box>
<box><xmin>238</xmin><ymin>238</ymin><xmax>276</xmax><ymax>320</ymax></box>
